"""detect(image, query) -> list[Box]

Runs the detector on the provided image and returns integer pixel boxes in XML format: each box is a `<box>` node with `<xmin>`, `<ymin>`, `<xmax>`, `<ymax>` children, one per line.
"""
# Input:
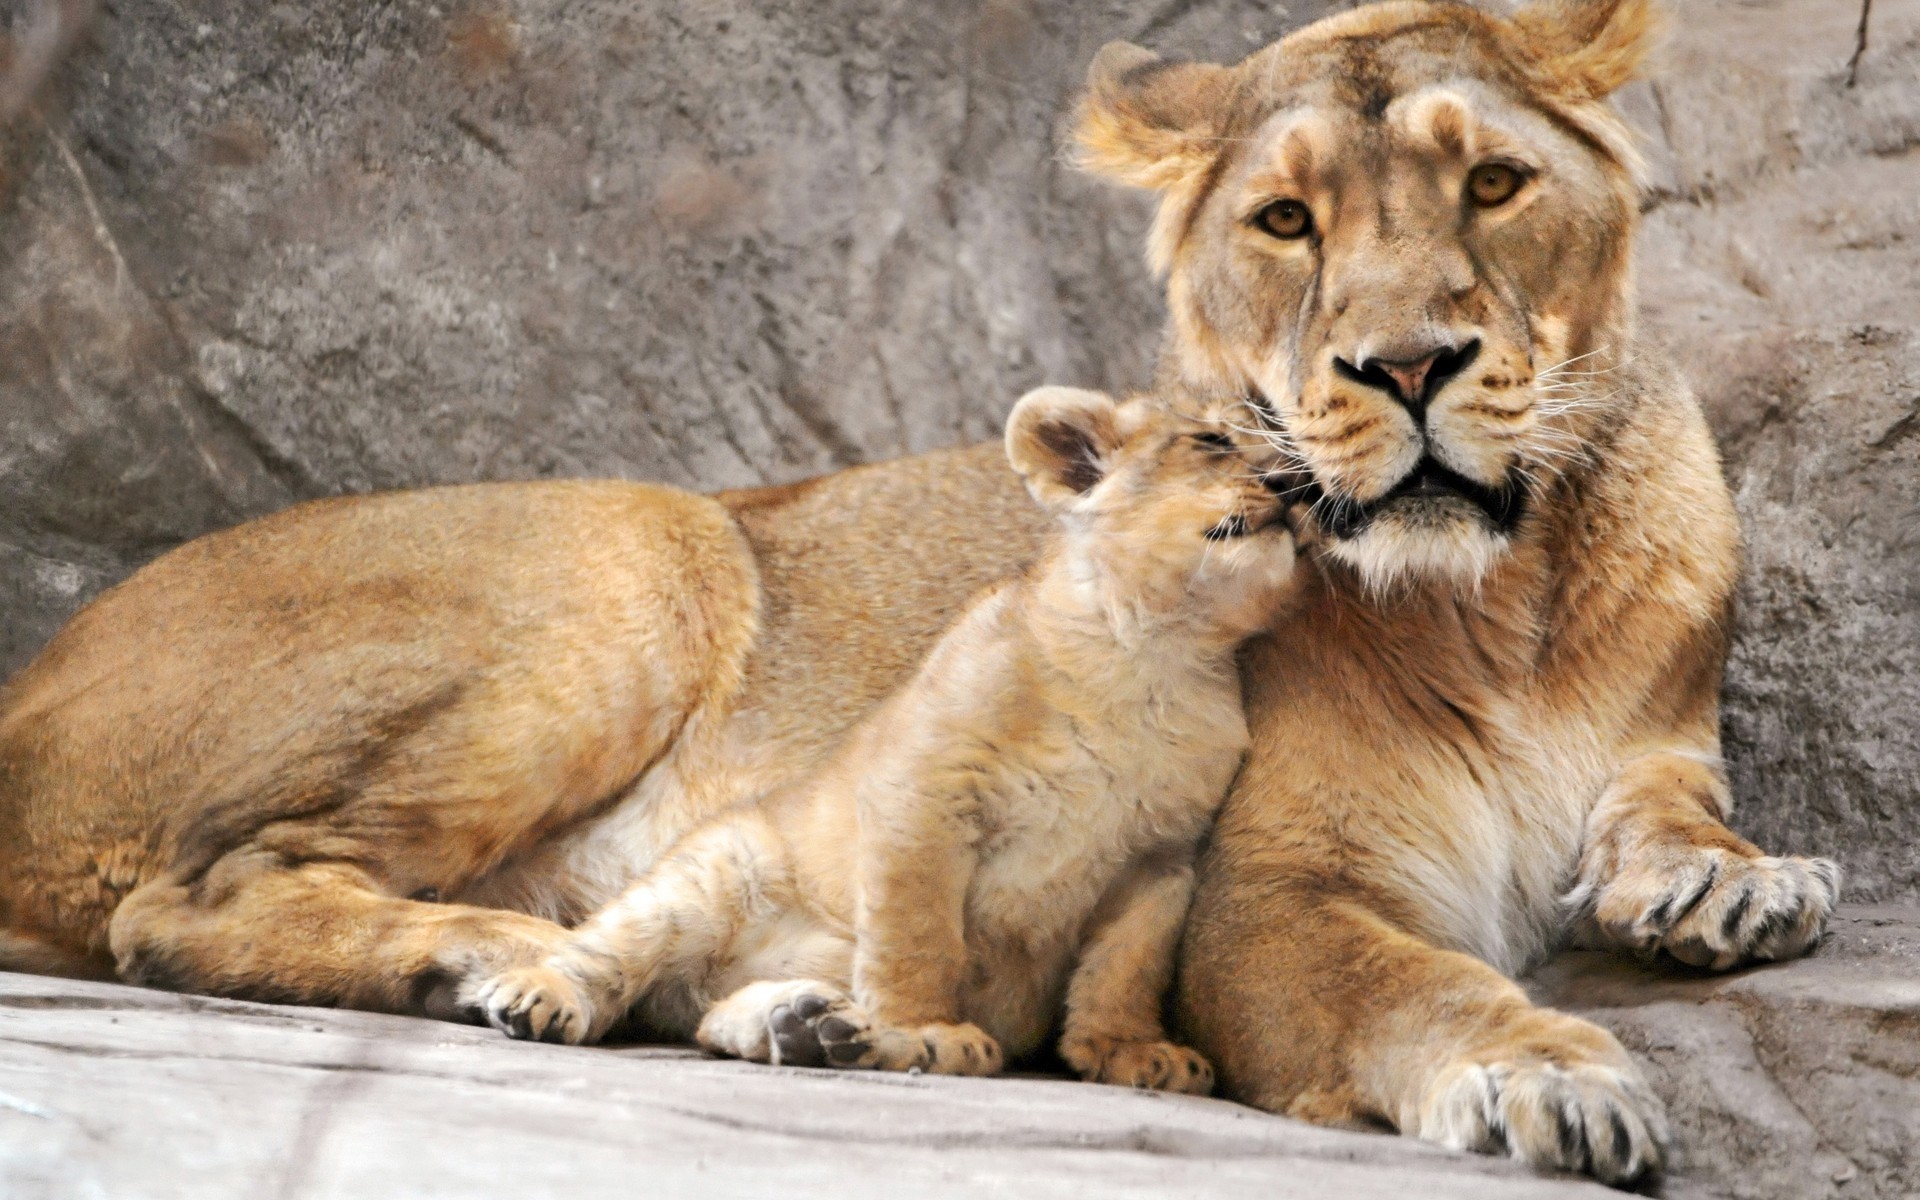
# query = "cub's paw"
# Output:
<box><xmin>696</xmin><ymin>979</ymin><xmax>918</xmax><ymax>1070</ymax></box>
<box><xmin>913</xmin><ymin>1021</ymin><xmax>1003</xmax><ymax>1076</ymax></box>
<box><xmin>1061</xmin><ymin>1035</ymin><xmax>1213</xmax><ymax>1095</ymax></box>
<box><xmin>477</xmin><ymin>965</ymin><xmax>600</xmax><ymax>1045</ymax></box>
<box><xmin>1415</xmin><ymin>1054</ymin><xmax>1670</xmax><ymax>1187</ymax></box>
<box><xmin>1583</xmin><ymin>848</ymin><xmax>1840</xmax><ymax>970</ymax></box>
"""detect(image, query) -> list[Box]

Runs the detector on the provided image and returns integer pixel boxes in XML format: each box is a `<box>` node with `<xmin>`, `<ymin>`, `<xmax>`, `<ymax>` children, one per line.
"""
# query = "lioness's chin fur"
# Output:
<box><xmin>1326</xmin><ymin>510</ymin><xmax>1511</xmax><ymax>594</ymax></box>
<box><xmin>0</xmin><ymin>0</ymin><xmax>1839</xmax><ymax>1189</ymax></box>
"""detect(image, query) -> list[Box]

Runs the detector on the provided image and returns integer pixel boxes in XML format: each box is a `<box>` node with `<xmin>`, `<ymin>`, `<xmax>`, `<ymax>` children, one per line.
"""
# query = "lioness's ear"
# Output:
<box><xmin>1073</xmin><ymin>42</ymin><xmax>1234</xmax><ymax>192</ymax></box>
<box><xmin>1006</xmin><ymin>386</ymin><xmax>1122</xmax><ymax>509</ymax></box>
<box><xmin>1514</xmin><ymin>0</ymin><xmax>1665</xmax><ymax>100</ymax></box>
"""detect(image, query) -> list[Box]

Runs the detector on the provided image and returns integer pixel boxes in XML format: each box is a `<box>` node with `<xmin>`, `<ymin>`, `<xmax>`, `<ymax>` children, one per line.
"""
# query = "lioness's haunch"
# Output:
<box><xmin>0</xmin><ymin>0</ymin><xmax>1839</xmax><ymax>1188</ymax></box>
<box><xmin>472</xmin><ymin>388</ymin><xmax>1295</xmax><ymax>1089</ymax></box>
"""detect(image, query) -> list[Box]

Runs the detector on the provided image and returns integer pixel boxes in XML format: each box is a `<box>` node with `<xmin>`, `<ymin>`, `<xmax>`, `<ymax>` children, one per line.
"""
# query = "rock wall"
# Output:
<box><xmin>1</xmin><ymin>0</ymin><xmax>1915</xmax><ymax>892</ymax></box>
<box><xmin>1631</xmin><ymin>0</ymin><xmax>1920</xmax><ymax>899</ymax></box>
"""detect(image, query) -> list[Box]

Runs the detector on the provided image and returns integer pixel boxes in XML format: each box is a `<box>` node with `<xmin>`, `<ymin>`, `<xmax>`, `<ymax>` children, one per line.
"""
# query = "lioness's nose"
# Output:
<box><xmin>1336</xmin><ymin>340</ymin><xmax>1481</xmax><ymax>416</ymax></box>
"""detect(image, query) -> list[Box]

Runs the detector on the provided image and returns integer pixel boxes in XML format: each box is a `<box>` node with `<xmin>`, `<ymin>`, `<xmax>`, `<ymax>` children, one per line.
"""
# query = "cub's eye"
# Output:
<box><xmin>1467</xmin><ymin>163</ymin><xmax>1526</xmax><ymax>208</ymax></box>
<box><xmin>1190</xmin><ymin>431</ymin><xmax>1236</xmax><ymax>451</ymax></box>
<box><xmin>1253</xmin><ymin>199</ymin><xmax>1313</xmax><ymax>240</ymax></box>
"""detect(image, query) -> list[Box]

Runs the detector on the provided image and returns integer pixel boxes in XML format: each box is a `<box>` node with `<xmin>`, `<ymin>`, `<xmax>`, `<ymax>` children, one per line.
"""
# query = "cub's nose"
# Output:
<box><xmin>1335</xmin><ymin>339</ymin><xmax>1481</xmax><ymax>417</ymax></box>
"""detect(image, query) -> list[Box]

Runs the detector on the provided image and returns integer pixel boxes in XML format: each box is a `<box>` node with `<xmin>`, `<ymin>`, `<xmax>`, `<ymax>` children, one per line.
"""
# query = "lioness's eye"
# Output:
<box><xmin>1191</xmin><ymin>431</ymin><xmax>1236</xmax><ymax>450</ymax></box>
<box><xmin>1253</xmin><ymin>199</ymin><xmax>1313</xmax><ymax>240</ymax></box>
<box><xmin>1467</xmin><ymin>163</ymin><xmax>1525</xmax><ymax>208</ymax></box>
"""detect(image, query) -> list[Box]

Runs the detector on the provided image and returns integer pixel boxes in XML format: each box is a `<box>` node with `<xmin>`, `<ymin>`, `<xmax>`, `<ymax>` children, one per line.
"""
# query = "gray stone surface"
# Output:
<box><xmin>0</xmin><ymin>969</ymin><xmax>1620</xmax><ymax>1200</ymax></box>
<box><xmin>4</xmin><ymin>907</ymin><xmax>1916</xmax><ymax>1199</ymax></box>
<box><xmin>1533</xmin><ymin>905</ymin><xmax>1920</xmax><ymax>1200</ymax></box>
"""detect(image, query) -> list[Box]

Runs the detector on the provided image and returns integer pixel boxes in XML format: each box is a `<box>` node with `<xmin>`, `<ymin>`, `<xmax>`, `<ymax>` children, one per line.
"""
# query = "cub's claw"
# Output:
<box><xmin>1582</xmin><ymin>848</ymin><xmax>1840</xmax><ymax>970</ymax></box>
<box><xmin>477</xmin><ymin>965</ymin><xmax>598</xmax><ymax>1045</ymax></box>
<box><xmin>1062</xmin><ymin>1034</ymin><xmax>1214</xmax><ymax>1095</ymax></box>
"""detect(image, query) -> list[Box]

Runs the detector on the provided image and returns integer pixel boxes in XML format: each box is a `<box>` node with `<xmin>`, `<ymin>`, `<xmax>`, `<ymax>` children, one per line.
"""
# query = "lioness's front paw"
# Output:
<box><xmin>913</xmin><ymin>1021</ymin><xmax>1003</xmax><ymax>1076</ymax></box>
<box><xmin>1061</xmin><ymin>1035</ymin><xmax>1213</xmax><ymax>1095</ymax></box>
<box><xmin>1584</xmin><ymin>847</ymin><xmax>1840</xmax><ymax>970</ymax></box>
<box><xmin>1415</xmin><ymin>1054</ymin><xmax>1670</xmax><ymax>1187</ymax></box>
<box><xmin>477</xmin><ymin>965</ymin><xmax>600</xmax><ymax>1045</ymax></box>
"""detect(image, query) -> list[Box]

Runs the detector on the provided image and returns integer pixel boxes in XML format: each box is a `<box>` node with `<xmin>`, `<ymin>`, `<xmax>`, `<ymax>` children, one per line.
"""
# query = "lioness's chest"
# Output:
<box><xmin>1239</xmin><ymin>587</ymin><xmax>1604</xmax><ymax>973</ymax></box>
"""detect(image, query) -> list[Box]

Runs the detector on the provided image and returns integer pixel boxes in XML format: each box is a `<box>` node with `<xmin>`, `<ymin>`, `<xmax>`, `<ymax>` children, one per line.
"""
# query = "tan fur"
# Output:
<box><xmin>0</xmin><ymin>0</ymin><xmax>1837</xmax><ymax>1187</ymax></box>
<box><xmin>473</xmin><ymin>389</ymin><xmax>1294</xmax><ymax>1095</ymax></box>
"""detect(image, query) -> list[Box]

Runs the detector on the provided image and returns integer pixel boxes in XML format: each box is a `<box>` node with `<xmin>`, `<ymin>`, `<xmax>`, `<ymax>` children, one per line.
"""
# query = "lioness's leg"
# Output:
<box><xmin>109</xmin><ymin>858</ymin><xmax>568</xmax><ymax>1018</ymax></box>
<box><xmin>1059</xmin><ymin>855</ymin><xmax>1213</xmax><ymax>1095</ymax></box>
<box><xmin>1179</xmin><ymin>884</ymin><xmax>1669</xmax><ymax>1187</ymax></box>
<box><xmin>0</xmin><ymin>482</ymin><xmax>763</xmax><ymax>1000</ymax></box>
<box><xmin>1571</xmin><ymin>751</ymin><xmax>1840</xmax><ymax>969</ymax></box>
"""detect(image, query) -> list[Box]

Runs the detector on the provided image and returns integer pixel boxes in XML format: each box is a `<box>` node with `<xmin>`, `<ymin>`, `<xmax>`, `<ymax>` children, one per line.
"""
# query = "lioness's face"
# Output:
<box><xmin>1078</xmin><ymin>1</ymin><xmax>1653</xmax><ymax>587</ymax></box>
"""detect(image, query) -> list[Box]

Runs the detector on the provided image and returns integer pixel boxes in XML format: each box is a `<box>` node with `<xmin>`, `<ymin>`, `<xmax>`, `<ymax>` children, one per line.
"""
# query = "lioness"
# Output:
<box><xmin>474</xmin><ymin>386</ymin><xmax>1294</xmax><ymax>1094</ymax></box>
<box><xmin>0</xmin><ymin>0</ymin><xmax>1837</xmax><ymax>1187</ymax></box>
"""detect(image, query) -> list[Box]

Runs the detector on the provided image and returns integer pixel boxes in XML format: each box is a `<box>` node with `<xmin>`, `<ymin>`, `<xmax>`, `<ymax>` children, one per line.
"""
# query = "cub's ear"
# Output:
<box><xmin>1514</xmin><ymin>0</ymin><xmax>1665</xmax><ymax>99</ymax></box>
<box><xmin>1006</xmin><ymin>386</ymin><xmax>1122</xmax><ymax>509</ymax></box>
<box><xmin>1073</xmin><ymin>42</ymin><xmax>1234</xmax><ymax>192</ymax></box>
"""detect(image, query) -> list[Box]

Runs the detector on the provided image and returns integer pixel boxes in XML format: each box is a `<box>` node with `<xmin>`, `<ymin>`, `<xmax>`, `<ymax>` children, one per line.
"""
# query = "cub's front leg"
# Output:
<box><xmin>1060</xmin><ymin>853</ymin><xmax>1213</xmax><ymax>1095</ymax></box>
<box><xmin>850</xmin><ymin>784</ymin><xmax>1002</xmax><ymax>1077</ymax></box>
<box><xmin>1572</xmin><ymin>751</ymin><xmax>1840</xmax><ymax>970</ymax></box>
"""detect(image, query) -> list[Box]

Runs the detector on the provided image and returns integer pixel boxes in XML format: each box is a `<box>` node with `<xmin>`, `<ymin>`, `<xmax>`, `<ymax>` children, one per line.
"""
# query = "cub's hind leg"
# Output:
<box><xmin>696</xmin><ymin>979</ymin><xmax>988</xmax><ymax>1074</ymax></box>
<box><xmin>698</xmin><ymin>979</ymin><xmax>908</xmax><ymax>1069</ymax></box>
<box><xmin>479</xmin><ymin>812</ymin><xmax>797</xmax><ymax>1045</ymax></box>
<box><xmin>109</xmin><ymin>857</ymin><xmax>570</xmax><ymax>1019</ymax></box>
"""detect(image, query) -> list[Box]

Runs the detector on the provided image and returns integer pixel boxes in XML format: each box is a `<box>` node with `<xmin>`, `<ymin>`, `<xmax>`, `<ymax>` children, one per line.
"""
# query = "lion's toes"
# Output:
<box><xmin>1064</xmin><ymin>1035</ymin><xmax>1213</xmax><ymax>1094</ymax></box>
<box><xmin>769</xmin><ymin>987</ymin><xmax>887</xmax><ymax>1069</ymax></box>
<box><xmin>1418</xmin><ymin>1057</ymin><xmax>1669</xmax><ymax>1187</ymax></box>
<box><xmin>1666</xmin><ymin>853</ymin><xmax>1839</xmax><ymax>969</ymax></box>
<box><xmin>1599</xmin><ymin>848</ymin><xmax>1840</xmax><ymax>970</ymax></box>
<box><xmin>478</xmin><ymin>966</ymin><xmax>597</xmax><ymax>1045</ymax></box>
<box><xmin>697</xmin><ymin>980</ymin><xmax>902</xmax><ymax>1070</ymax></box>
<box><xmin>914</xmin><ymin>1021</ymin><xmax>1003</xmax><ymax>1076</ymax></box>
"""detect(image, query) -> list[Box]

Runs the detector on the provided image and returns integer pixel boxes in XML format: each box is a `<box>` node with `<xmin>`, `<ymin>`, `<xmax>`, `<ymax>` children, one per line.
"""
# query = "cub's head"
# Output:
<box><xmin>1076</xmin><ymin>0</ymin><xmax>1658</xmax><ymax>589</ymax></box>
<box><xmin>1006</xmin><ymin>385</ymin><xmax>1296</xmax><ymax>633</ymax></box>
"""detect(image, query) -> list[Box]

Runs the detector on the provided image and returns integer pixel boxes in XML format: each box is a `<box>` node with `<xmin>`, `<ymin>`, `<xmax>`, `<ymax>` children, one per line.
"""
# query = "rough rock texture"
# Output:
<box><xmin>1629</xmin><ymin>0</ymin><xmax>1920</xmax><ymax>902</ymax></box>
<box><xmin>1</xmin><ymin>0</ymin><xmax>1913</xmax><ymax>881</ymax></box>
<box><xmin>0</xmin><ymin>0</ymin><xmax>1344</xmax><ymax>671</ymax></box>
<box><xmin>1</xmin><ymin>906</ymin><xmax>1913</xmax><ymax>1199</ymax></box>
<box><xmin>1532</xmin><ymin>906</ymin><xmax>1920</xmax><ymax>1200</ymax></box>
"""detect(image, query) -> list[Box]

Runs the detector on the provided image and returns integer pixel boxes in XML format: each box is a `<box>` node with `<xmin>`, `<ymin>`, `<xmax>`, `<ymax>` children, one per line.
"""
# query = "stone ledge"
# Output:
<box><xmin>6</xmin><ymin>905</ymin><xmax>1918</xmax><ymax>1199</ymax></box>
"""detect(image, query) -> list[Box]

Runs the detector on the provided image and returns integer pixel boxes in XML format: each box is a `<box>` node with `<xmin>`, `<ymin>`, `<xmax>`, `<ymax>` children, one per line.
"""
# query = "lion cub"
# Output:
<box><xmin>477</xmin><ymin>386</ymin><xmax>1297</xmax><ymax>1091</ymax></box>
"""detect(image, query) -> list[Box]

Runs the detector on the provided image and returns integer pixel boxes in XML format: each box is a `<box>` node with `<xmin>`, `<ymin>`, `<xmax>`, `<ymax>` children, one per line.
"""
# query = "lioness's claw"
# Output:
<box><xmin>1417</xmin><ymin>1057</ymin><xmax>1669</xmax><ymax>1187</ymax></box>
<box><xmin>478</xmin><ymin>965</ymin><xmax>597</xmax><ymax>1045</ymax></box>
<box><xmin>1585</xmin><ymin>848</ymin><xmax>1840</xmax><ymax>970</ymax></box>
